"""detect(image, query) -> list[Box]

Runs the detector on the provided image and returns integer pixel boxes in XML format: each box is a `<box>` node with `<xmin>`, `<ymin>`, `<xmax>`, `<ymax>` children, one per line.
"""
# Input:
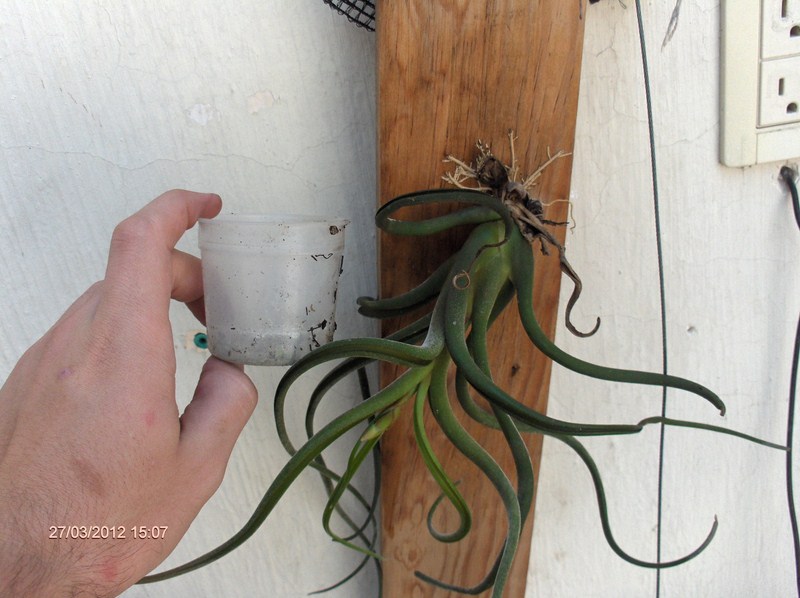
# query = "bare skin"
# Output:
<box><xmin>0</xmin><ymin>190</ymin><xmax>258</xmax><ymax>597</ymax></box>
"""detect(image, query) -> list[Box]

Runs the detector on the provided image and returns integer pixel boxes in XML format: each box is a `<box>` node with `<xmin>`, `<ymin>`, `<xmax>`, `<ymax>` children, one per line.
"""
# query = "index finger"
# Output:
<box><xmin>102</xmin><ymin>190</ymin><xmax>222</xmax><ymax>319</ymax></box>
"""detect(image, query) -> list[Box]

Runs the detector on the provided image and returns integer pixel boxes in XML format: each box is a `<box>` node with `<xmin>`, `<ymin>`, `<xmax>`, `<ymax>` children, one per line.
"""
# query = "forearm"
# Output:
<box><xmin>0</xmin><ymin>484</ymin><xmax>131</xmax><ymax>598</ymax></box>
<box><xmin>0</xmin><ymin>531</ymin><xmax>133</xmax><ymax>598</ymax></box>
<box><xmin>0</xmin><ymin>521</ymin><xmax>67</xmax><ymax>597</ymax></box>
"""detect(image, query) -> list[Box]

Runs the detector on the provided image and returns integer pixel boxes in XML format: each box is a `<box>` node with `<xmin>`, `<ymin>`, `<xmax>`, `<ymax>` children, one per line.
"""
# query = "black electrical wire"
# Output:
<box><xmin>783</xmin><ymin>166</ymin><xmax>800</xmax><ymax>231</ymax></box>
<box><xmin>631</xmin><ymin>3</ymin><xmax>670</xmax><ymax>595</ymax></box>
<box><xmin>780</xmin><ymin>165</ymin><xmax>800</xmax><ymax>598</ymax></box>
<box><xmin>630</xmin><ymin>8</ymin><xmax>800</xmax><ymax>590</ymax></box>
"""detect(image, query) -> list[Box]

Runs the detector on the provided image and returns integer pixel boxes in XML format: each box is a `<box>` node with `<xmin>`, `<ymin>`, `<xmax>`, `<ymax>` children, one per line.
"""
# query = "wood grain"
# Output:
<box><xmin>377</xmin><ymin>1</ymin><xmax>586</xmax><ymax>595</ymax></box>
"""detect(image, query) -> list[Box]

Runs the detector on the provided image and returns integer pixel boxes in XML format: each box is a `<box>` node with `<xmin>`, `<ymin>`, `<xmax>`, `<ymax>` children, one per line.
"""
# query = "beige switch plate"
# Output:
<box><xmin>720</xmin><ymin>0</ymin><xmax>800</xmax><ymax>166</ymax></box>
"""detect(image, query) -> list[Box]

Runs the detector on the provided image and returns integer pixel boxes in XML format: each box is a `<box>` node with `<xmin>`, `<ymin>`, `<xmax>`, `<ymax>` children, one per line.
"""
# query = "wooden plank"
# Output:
<box><xmin>377</xmin><ymin>1</ymin><xmax>587</xmax><ymax>595</ymax></box>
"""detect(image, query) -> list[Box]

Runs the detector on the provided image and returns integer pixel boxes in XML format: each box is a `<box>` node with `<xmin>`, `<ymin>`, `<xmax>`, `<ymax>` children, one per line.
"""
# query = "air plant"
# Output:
<box><xmin>140</xmin><ymin>134</ymin><xmax>784</xmax><ymax>596</ymax></box>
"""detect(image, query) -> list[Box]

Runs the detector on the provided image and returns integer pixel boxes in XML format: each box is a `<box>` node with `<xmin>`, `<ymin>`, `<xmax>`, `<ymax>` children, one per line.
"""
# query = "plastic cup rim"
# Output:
<box><xmin>199</xmin><ymin>213</ymin><xmax>349</xmax><ymax>227</ymax></box>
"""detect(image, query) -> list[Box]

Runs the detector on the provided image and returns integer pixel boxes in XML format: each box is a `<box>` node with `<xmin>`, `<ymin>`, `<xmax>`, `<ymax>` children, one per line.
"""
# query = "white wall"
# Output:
<box><xmin>0</xmin><ymin>2</ymin><xmax>378</xmax><ymax>597</ymax></box>
<box><xmin>3</xmin><ymin>1</ymin><xmax>799</xmax><ymax>598</ymax></box>
<box><xmin>529</xmin><ymin>2</ymin><xmax>799</xmax><ymax>597</ymax></box>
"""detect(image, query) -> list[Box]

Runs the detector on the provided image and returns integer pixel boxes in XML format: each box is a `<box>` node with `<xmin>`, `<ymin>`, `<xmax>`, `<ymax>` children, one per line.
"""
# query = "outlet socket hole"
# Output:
<box><xmin>789</xmin><ymin>102</ymin><xmax>799</xmax><ymax>114</ymax></box>
<box><xmin>782</xmin><ymin>0</ymin><xmax>789</xmax><ymax>18</ymax></box>
<box><xmin>791</xmin><ymin>25</ymin><xmax>800</xmax><ymax>37</ymax></box>
<box><xmin>780</xmin><ymin>78</ymin><xmax>786</xmax><ymax>95</ymax></box>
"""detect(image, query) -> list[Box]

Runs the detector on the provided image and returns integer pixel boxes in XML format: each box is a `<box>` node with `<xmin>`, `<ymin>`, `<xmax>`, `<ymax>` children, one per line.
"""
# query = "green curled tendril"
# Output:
<box><xmin>139</xmin><ymin>187</ymin><xmax>787</xmax><ymax>597</ymax></box>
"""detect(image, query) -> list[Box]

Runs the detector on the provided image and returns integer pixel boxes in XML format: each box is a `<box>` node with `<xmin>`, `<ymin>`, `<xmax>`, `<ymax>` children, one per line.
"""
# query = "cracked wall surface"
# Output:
<box><xmin>529</xmin><ymin>2</ymin><xmax>799</xmax><ymax>596</ymax></box>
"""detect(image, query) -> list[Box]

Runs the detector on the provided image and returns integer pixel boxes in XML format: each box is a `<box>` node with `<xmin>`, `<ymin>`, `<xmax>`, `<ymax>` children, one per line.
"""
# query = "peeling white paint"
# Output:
<box><xmin>185</xmin><ymin>103</ymin><xmax>218</xmax><ymax>126</ymax></box>
<box><xmin>246</xmin><ymin>89</ymin><xmax>278</xmax><ymax>114</ymax></box>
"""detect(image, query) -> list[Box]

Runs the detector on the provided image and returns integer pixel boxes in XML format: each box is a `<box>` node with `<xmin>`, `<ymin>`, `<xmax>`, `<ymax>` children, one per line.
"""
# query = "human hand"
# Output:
<box><xmin>0</xmin><ymin>190</ymin><xmax>258</xmax><ymax>597</ymax></box>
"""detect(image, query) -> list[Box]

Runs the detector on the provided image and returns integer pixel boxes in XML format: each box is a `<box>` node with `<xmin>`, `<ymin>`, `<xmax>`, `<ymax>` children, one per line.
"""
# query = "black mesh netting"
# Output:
<box><xmin>323</xmin><ymin>0</ymin><xmax>375</xmax><ymax>31</ymax></box>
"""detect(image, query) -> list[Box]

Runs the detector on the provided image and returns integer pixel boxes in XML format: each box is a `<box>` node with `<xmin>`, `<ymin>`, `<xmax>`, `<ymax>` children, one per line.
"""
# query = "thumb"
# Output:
<box><xmin>178</xmin><ymin>357</ymin><xmax>258</xmax><ymax>491</ymax></box>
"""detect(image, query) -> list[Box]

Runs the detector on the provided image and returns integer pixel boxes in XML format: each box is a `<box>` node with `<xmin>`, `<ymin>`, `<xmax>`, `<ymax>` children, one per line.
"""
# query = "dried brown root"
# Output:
<box><xmin>443</xmin><ymin>132</ymin><xmax>600</xmax><ymax>338</ymax></box>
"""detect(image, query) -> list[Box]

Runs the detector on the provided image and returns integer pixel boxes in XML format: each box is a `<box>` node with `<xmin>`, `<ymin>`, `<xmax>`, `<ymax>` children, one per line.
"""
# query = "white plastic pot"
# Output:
<box><xmin>198</xmin><ymin>214</ymin><xmax>348</xmax><ymax>366</ymax></box>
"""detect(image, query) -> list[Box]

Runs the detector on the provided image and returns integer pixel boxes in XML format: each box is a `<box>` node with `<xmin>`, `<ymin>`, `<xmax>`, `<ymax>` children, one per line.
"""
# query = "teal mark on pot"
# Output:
<box><xmin>194</xmin><ymin>332</ymin><xmax>209</xmax><ymax>350</ymax></box>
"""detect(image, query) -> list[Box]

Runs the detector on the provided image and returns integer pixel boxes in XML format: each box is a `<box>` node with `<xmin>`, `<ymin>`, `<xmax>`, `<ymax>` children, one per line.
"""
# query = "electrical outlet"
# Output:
<box><xmin>759</xmin><ymin>55</ymin><xmax>800</xmax><ymax>126</ymax></box>
<box><xmin>720</xmin><ymin>0</ymin><xmax>800</xmax><ymax>166</ymax></box>
<box><xmin>761</xmin><ymin>0</ymin><xmax>800</xmax><ymax>59</ymax></box>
